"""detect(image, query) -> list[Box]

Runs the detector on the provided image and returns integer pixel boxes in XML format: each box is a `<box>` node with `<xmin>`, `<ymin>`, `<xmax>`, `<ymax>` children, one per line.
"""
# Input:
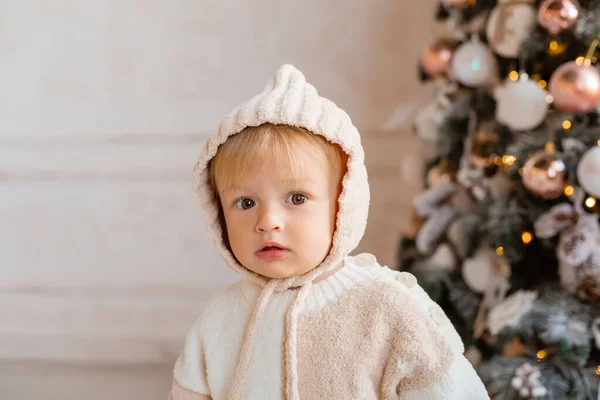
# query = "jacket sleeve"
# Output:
<box><xmin>171</xmin><ymin>318</ymin><xmax>212</xmax><ymax>398</ymax></box>
<box><xmin>386</xmin><ymin>274</ymin><xmax>490</xmax><ymax>400</ymax></box>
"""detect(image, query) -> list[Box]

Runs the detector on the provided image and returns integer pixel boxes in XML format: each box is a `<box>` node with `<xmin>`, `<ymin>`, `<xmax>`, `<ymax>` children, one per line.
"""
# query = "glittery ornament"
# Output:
<box><xmin>549</xmin><ymin>61</ymin><xmax>600</xmax><ymax>114</ymax></box>
<box><xmin>538</xmin><ymin>0</ymin><xmax>580</xmax><ymax>36</ymax></box>
<box><xmin>522</xmin><ymin>150</ymin><xmax>566</xmax><ymax>199</ymax></box>
<box><xmin>450</xmin><ymin>37</ymin><xmax>498</xmax><ymax>88</ymax></box>
<box><xmin>577</xmin><ymin>146</ymin><xmax>600</xmax><ymax>197</ymax></box>
<box><xmin>495</xmin><ymin>75</ymin><xmax>549</xmax><ymax>130</ymax></box>
<box><xmin>486</xmin><ymin>0</ymin><xmax>537</xmax><ymax>58</ymax></box>
<box><xmin>420</xmin><ymin>39</ymin><xmax>456</xmax><ymax>78</ymax></box>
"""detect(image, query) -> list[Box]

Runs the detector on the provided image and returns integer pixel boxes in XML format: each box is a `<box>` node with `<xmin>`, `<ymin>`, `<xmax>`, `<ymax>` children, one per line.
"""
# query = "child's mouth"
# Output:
<box><xmin>257</xmin><ymin>244</ymin><xmax>290</xmax><ymax>260</ymax></box>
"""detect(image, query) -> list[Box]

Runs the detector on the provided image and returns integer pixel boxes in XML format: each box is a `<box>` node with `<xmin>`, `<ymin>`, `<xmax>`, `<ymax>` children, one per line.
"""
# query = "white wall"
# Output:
<box><xmin>0</xmin><ymin>0</ymin><xmax>437</xmax><ymax>364</ymax></box>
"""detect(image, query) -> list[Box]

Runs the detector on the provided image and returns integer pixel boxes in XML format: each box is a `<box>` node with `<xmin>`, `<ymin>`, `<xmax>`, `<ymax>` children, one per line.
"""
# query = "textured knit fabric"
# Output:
<box><xmin>171</xmin><ymin>257</ymin><xmax>489</xmax><ymax>399</ymax></box>
<box><xmin>171</xmin><ymin>64</ymin><xmax>489</xmax><ymax>399</ymax></box>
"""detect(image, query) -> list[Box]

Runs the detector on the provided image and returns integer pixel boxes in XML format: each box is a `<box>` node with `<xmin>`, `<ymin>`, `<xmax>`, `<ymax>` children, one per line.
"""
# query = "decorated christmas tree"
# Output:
<box><xmin>401</xmin><ymin>0</ymin><xmax>600</xmax><ymax>398</ymax></box>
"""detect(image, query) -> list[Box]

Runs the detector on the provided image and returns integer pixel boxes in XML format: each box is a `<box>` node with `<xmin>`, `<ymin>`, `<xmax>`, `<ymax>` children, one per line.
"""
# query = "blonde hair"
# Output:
<box><xmin>210</xmin><ymin>123</ymin><xmax>346</xmax><ymax>198</ymax></box>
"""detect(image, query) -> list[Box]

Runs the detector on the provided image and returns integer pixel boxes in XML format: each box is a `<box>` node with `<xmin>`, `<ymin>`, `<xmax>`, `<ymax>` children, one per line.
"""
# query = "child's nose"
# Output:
<box><xmin>255</xmin><ymin>210</ymin><xmax>284</xmax><ymax>232</ymax></box>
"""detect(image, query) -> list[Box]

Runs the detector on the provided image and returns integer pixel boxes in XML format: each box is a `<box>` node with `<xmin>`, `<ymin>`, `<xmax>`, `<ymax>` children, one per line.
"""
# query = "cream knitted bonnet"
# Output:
<box><xmin>192</xmin><ymin>64</ymin><xmax>370</xmax><ymax>399</ymax></box>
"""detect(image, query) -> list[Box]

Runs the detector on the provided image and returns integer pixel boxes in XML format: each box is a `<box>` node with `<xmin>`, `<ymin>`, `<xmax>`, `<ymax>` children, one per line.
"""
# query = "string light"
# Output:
<box><xmin>502</xmin><ymin>155</ymin><xmax>517</xmax><ymax>166</ymax></box>
<box><xmin>538</xmin><ymin>80</ymin><xmax>547</xmax><ymax>88</ymax></box>
<box><xmin>518</xmin><ymin>167</ymin><xmax>524</xmax><ymax>176</ymax></box>
<box><xmin>585</xmin><ymin>197</ymin><xmax>597</xmax><ymax>208</ymax></box>
<box><xmin>596</xmin><ymin>366</ymin><xmax>600</xmax><ymax>375</ymax></box>
<box><xmin>509</xmin><ymin>70</ymin><xmax>519</xmax><ymax>81</ymax></box>
<box><xmin>521</xmin><ymin>231</ymin><xmax>533</xmax><ymax>244</ymax></box>
<box><xmin>537</xmin><ymin>349</ymin><xmax>548</xmax><ymax>360</ymax></box>
<box><xmin>546</xmin><ymin>94</ymin><xmax>554</xmax><ymax>103</ymax></box>
<box><xmin>564</xmin><ymin>185</ymin><xmax>574</xmax><ymax>196</ymax></box>
<box><xmin>597</xmin><ymin>139</ymin><xmax>600</xmax><ymax>146</ymax></box>
<box><xmin>548</xmin><ymin>40</ymin><xmax>567</xmax><ymax>56</ymax></box>
<box><xmin>562</xmin><ymin>120</ymin><xmax>572</xmax><ymax>130</ymax></box>
<box><xmin>496</xmin><ymin>247</ymin><xmax>504</xmax><ymax>256</ymax></box>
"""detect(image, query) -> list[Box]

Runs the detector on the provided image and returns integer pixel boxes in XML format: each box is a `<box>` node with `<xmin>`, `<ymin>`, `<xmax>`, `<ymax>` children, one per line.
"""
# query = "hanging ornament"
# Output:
<box><xmin>549</xmin><ymin>38</ymin><xmax>600</xmax><ymax>114</ymax></box>
<box><xmin>522</xmin><ymin>142</ymin><xmax>566</xmax><ymax>199</ymax></box>
<box><xmin>577</xmin><ymin>146</ymin><xmax>600</xmax><ymax>198</ymax></box>
<box><xmin>462</xmin><ymin>246</ymin><xmax>508</xmax><ymax>293</ymax></box>
<box><xmin>469</xmin><ymin>122</ymin><xmax>499</xmax><ymax>168</ymax></box>
<box><xmin>549</xmin><ymin>62</ymin><xmax>600</xmax><ymax>114</ymax></box>
<box><xmin>450</xmin><ymin>36</ymin><xmax>498</xmax><ymax>88</ymax></box>
<box><xmin>486</xmin><ymin>0</ymin><xmax>537</xmax><ymax>58</ymax></box>
<box><xmin>420</xmin><ymin>38</ymin><xmax>457</xmax><ymax>78</ymax></box>
<box><xmin>538</xmin><ymin>0</ymin><xmax>580</xmax><ymax>36</ymax></box>
<box><xmin>495</xmin><ymin>73</ymin><xmax>549</xmax><ymax>130</ymax></box>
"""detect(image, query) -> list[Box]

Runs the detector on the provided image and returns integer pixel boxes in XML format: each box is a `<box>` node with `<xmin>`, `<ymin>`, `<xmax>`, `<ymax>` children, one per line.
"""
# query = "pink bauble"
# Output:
<box><xmin>549</xmin><ymin>61</ymin><xmax>600</xmax><ymax>114</ymax></box>
<box><xmin>538</xmin><ymin>0</ymin><xmax>580</xmax><ymax>36</ymax></box>
<box><xmin>522</xmin><ymin>151</ymin><xmax>566</xmax><ymax>199</ymax></box>
<box><xmin>420</xmin><ymin>39</ymin><xmax>456</xmax><ymax>78</ymax></box>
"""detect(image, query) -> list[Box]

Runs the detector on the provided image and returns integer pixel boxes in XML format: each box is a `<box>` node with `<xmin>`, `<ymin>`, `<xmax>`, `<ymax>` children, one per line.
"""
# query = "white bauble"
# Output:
<box><xmin>494</xmin><ymin>77</ymin><xmax>549</xmax><ymax>130</ymax></box>
<box><xmin>462</xmin><ymin>247</ymin><xmax>496</xmax><ymax>293</ymax></box>
<box><xmin>577</xmin><ymin>146</ymin><xmax>600</xmax><ymax>198</ymax></box>
<box><xmin>486</xmin><ymin>1</ymin><xmax>537</xmax><ymax>58</ymax></box>
<box><xmin>450</xmin><ymin>39</ymin><xmax>498</xmax><ymax>87</ymax></box>
<box><xmin>427</xmin><ymin>243</ymin><xmax>458</xmax><ymax>271</ymax></box>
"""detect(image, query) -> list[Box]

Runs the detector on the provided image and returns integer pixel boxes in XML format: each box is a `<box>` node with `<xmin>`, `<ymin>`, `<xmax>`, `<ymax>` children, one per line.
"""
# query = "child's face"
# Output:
<box><xmin>218</xmin><ymin>151</ymin><xmax>341</xmax><ymax>279</ymax></box>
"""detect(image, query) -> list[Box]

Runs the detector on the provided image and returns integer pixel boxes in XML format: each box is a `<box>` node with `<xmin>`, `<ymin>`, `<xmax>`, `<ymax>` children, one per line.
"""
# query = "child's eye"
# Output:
<box><xmin>235</xmin><ymin>198</ymin><xmax>255</xmax><ymax>210</ymax></box>
<box><xmin>286</xmin><ymin>193</ymin><xmax>307</xmax><ymax>205</ymax></box>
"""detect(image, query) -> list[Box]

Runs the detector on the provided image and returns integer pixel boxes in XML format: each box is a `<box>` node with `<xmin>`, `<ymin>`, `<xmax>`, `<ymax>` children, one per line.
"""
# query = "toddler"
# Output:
<box><xmin>170</xmin><ymin>64</ymin><xmax>489</xmax><ymax>399</ymax></box>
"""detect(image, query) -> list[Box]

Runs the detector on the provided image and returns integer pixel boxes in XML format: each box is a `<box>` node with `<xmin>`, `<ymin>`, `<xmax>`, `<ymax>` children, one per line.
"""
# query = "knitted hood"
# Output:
<box><xmin>193</xmin><ymin>64</ymin><xmax>370</xmax><ymax>289</ymax></box>
<box><xmin>192</xmin><ymin>64</ymin><xmax>370</xmax><ymax>399</ymax></box>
